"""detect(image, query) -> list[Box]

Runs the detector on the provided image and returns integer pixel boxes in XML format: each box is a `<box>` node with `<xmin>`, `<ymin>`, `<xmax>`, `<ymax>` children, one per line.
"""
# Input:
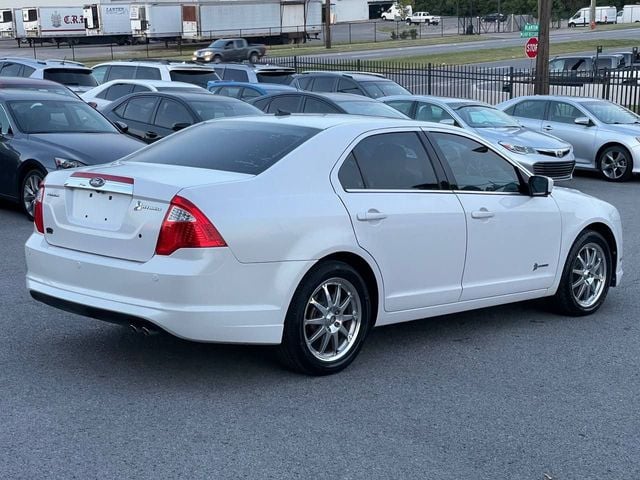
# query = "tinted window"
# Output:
<box><xmin>216</xmin><ymin>86</ymin><xmax>242</xmax><ymax>98</ymax></box>
<box><xmin>337</xmin><ymin>78</ymin><xmax>362</xmax><ymax>95</ymax></box>
<box><xmin>303</xmin><ymin>97</ymin><xmax>340</xmax><ymax>113</ymax></box>
<box><xmin>509</xmin><ymin>100</ymin><xmax>546</xmax><ymax>120</ymax></box>
<box><xmin>121</xmin><ymin>96</ymin><xmax>158</xmax><ymax>123</ymax></box>
<box><xmin>22</xmin><ymin>66</ymin><xmax>35</xmax><ymax>77</ymax></box>
<box><xmin>0</xmin><ymin>63</ymin><xmax>22</xmax><ymax>77</ymax></box>
<box><xmin>548</xmin><ymin>101</ymin><xmax>583</xmax><ymax>124</ymax></box>
<box><xmin>351</xmin><ymin>132</ymin><xmax>438</xmax><ymax>190</ymax></box>
<box><xmin>431</xmin><ymin>132</ymin><xmax>521</xmax><ymax>193</ymax></box>
<box><xmin>295</xmin><ymin>76</ymin><xmax>313</xmax><ymax>90</ymax></box>
<box><xmin>415</xmin><ymin>103</ymin><xmax>455</xmax><ymax>123</ymax></box>
<box><xmin>266</xmin><ymin>96</ymin><xmax>302</xmax><ymax>113</ymax></box>
<box><xmin>154</xmin><ymin>99</ymin><xmax>193</xmax><ymax>128</ymax></box>
<box><xmin>104</xmin><ymin>83</ymin><xmax>134</xmax><ymax>101</ymax></box>
<box><xmin>132</xmin><ymin>84</ymin><xmax>151</xmax><ymax>93</ymax></box>
<box><xmin>169</xmin><ymin>70</ymin><xmax>219</xmax><ymax>88</ymax></box>
<box><xmin>44</xmin><ymin>69</ymin><xmax>97</xmax><ymax>87</ymax></box>
<box><xmin>0</xmin><ymin>105</ymin><xmax>11</xmax><ymax>135</ymax></box>
<box><xmin>361</xmin><ymin>81</ymin><xmax>410</xmax><ymax>98</ymax></box>
<box><xmin>338</xmin><ymin>153</ymin><xmax>365</xmax><ymax>189</ymax></box>
<box><xmin>223</xmin><ymin>68</ymin><xmax>249</xmax><ymax>82</ymax></box>
<box><xmin>92</xmin><ymin>65</ymin><xmax>109</xmax><ymax>84</ymax></box>
<box><xmin>129</xmin><ymin>121</ymin><xmax>320</xmax><ymax>175</ymax></box>
<box><xmin>136</xmin><ymin>66</ymin><xmax>161</xmax><ymax>80</ymax></box>
<box><xmin>2</xmin><ymin>84</ymin><xmax>75</xmax><ymax>98</ymax></box>
<box><xmin>310</xmin><ymin>77</ymin><xmax>336</xmax><ymax>92</ymax></box>
<box><xmin>256</xmin><ymin>72</ymin><xmax>295</xmax><ymax>84</ymax></box>
<box><xmin>8</xmin><ymin>100</ymin><xmax>116</xmax><ymax>134</ymax></box>
<box><xmin>251</xmin><ymin>98</ymin><xmax>270</xmax><ymax>111</ymax></box>
<box><xmin>385</xmin><ymin>100</ymin><xmax>413</xmax><ymax>116</ymax></box>
<box><xmin>240</xmin><ymin>88</ymin><xmax>261</xmax><ymax>100</ymax></box>
<box><xmin>188</xmin><ymin>99</ymin><xmax>261</xmax><ymax>120</ymax></box>
<box><xmin>337</xmin><ymin>100</ymin><xmax>407</xmax><ymax>118</ymax></box>
<box><xmin>105</xmin><ymin>65</ymin><xmax>136</xmax><ymax>81</ymax></box>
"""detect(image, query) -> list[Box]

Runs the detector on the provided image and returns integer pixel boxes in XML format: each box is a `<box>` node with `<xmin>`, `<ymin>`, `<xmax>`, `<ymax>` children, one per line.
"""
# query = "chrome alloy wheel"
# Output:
<box><xmin>23</xmin><ymin>172</ymin><xmax>43</xmax><ymax>218</ymax></box>
<box><xmin>600</xmin><ymin>149</ymin><xmax>629</xmax><ymax>180</ymax></box>
<box><xmin>571</xmin><ymin>242</ymin><xmax>607</xmax><ymax>309</ymax></box>
<box><xmin>303</xmin><ymin>278</ymin><xmax>362</xmax><ymax>362</ymax></box>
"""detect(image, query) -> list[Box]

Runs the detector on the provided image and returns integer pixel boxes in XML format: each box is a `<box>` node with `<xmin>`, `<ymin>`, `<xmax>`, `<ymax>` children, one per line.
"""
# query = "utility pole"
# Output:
<box><xmin>534</xmin><ymin>0</ymin><xmax>551</xmax><ymax>94</ymax></box>
<box><xmin>325</xmin><ymin>0</ymin><xmax>332</xmax><ymax>49</ymax></box>
<box><xmin>590</xmin><ymin>0</ymin><xmax>596</xmax><ymax>28</ymax></box>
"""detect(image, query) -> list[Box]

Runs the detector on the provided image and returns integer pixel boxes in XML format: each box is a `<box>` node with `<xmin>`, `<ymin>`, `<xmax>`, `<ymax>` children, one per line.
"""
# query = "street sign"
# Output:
<box><xmin>520</xmin><ymin>23</ymin><xmax>539</xmax><ymax>38</ymax></box>
<box><xmin>525</xmin><ymin>37</ymin><xmax>538</xmax><ymax>59</ymax></box>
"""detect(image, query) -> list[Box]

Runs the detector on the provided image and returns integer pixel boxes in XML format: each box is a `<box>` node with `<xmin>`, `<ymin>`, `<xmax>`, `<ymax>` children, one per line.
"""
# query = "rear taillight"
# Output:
<box><xmin>155</xmin><ymin>195</ymin><xmax>226</xmax><ymax>256</ymax></box>
<box><xmin>34</xmin><ymin>184</ymin><xmax>45</xmax><ymax>234</ymax></box>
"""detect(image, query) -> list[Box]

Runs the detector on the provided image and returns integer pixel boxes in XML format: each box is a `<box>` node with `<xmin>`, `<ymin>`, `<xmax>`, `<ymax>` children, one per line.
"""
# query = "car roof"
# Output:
<box><xmin>252</xmin><ymin>91</ymin><xmax>381</xmax><ymax>103</ymax></box>
<box><xmin>297</xmin><ymin>71</ymin><xmax>388</xmax><ymax>81</ymax></box>
<box><xmin>0</xmin><ymin>89</ymin><xmax>85</xmax><ymax>101</ymax></box>
<box><xmin>0</xmin><ymin>77</ymin><xmax>66</xmax><ymax>88</ymax></box>
<box><xmin>501</xmin><ymin>95</ymin><xmax>606</xmax><ymax>104</ymax></box>
<box><xmin>96</xmin><ymin>79</ymin><xmax>203</xmax><ymax>89</ymax></box>
<box><xmin>215</xmin><ymin>63</ymin><xmax>295</xmax><ymax>73</ymax></box>
<box><xmin>211</xmin><ymin>81</ymin><xmax>295</xmax><ymax>91</ymax></box>
<box><xmin>93</xmin><ymin>60</ymin><xmax>215</xmax><ymax>70</ymax></box>
<box><xmin>0</xmin><ymin>57</ymin><xmax>88</xmax><ymax>69</ymax></box>
<box><xmin>379</xmin><ymin>94</ymin><xmax>490</xmax><ymax>107</ymax></box>
<box><xmin>116</xmin><ymin>91</ymin><xmax>239</xmax><ymax>102</ymax></box>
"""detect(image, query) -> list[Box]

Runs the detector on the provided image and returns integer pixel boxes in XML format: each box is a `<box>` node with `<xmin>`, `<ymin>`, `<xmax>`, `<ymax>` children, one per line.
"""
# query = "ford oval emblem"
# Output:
<box><xmin>89</xmin><ymin>177</ymin><xmax>105</xmax><ymax>188</ymax></box>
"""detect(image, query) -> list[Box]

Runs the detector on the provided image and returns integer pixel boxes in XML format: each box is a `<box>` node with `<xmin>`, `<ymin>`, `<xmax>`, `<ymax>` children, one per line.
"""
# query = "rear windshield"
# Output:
<box><xmin>128</xmin><ymin>121</ymin><xmax>320</xmax><ymax>175</ymax></box>
<box><xmin>256</xmin><ymin>72</ymin><xmax>295</xmax><ymax>84</ymax></box>
<box><xmin>43</xmin><ymin>68</ymin><xmax>98</xmax><ymax>87</ymax></box>
<box><xmin>3</xmin><ymin>84</ymin><xmax>77</xmax><ymax>98</ymax></box>
<box><xmin>169</xmin><ymin>69</ymin><xmax>220</xmax><ymax>88</ymax></box>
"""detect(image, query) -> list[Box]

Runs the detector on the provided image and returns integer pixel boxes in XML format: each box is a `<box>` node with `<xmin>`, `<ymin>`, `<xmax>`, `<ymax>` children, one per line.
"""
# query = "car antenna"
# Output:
<box><xmin>275</xmin><ymin>109</ymin><xmax>291</xmax><ymax>117</ymax></box>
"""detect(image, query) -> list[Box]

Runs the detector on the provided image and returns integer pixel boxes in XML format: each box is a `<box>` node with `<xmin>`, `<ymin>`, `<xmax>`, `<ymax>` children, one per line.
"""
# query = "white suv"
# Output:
<box><xmin>91</xmin><ymin>60</ymin><xmax>220</xmax><ymax>89</ymax></box>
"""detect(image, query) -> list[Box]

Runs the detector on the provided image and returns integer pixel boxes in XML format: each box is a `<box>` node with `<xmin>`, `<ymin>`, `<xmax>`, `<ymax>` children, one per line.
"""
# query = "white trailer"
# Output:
<box><xmin>21</xmin><ymin>6</ymin><xmax>86</xmax><ymax>41</ymax></box>
<box><xmin>617</xmin><ymin>5</ymin><xmax>640</xmax><ymax>23</ymax></box>
<box><xmin>130</xmin><ymin>3</ymin><xmax>182</xmax><ymax>41</ymax></box>
<box><xmin>568</xmin><ymin>6</ymin><xmax>617</xmax><ymax>27</ymax></box>
<box><xmin>0</xmin><ymin>9</ymin><xmax>14</xmax><ymax>39</ymax></box>
<box><xmin>181</xmin><ymin>0</ymin><xmax>322</xmax><ymax>43</ymax></box>
<box><xmin>83</xmin><ymin>4</ymin><xmax>132</xmax><ymax>44</ymax></box>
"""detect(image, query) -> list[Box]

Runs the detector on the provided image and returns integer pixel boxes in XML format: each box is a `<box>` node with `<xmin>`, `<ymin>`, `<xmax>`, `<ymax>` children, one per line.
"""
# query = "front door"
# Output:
<box><xmin>543</xmin><ymin>100</ymin><xmax>598</xmax><ymax>166</ymax></box>
<box><xmin>428</xmin><ymin>131</ymin><xmax>562</xmax><ymax>301</ymax></box>
<box><xmin>333</xmin><ymin>130</ymin><xmax>467</xmax><ymax>312</ymax></box>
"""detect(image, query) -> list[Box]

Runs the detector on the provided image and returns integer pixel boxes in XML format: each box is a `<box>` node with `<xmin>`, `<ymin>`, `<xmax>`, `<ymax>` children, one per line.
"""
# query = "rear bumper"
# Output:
<box><xmin>25</xmin><ymin>234</ymin><xmax>313</xmax><ymax>344</ymax></box>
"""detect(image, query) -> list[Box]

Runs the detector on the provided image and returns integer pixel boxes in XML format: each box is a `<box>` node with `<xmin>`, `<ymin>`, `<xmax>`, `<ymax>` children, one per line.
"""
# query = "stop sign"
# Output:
<box><xmin>525</xmin><ymin>37</ymin><xmax>538</xmax><ymax>59</ymax></box>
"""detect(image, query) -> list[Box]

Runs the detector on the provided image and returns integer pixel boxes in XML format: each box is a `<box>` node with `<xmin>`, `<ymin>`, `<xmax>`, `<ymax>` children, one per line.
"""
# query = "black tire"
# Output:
<box><xmin>597</xmin><ymin>145</ymin><xmax>633</xmax><ymax>182</ymax></box>
<box><xmin>21</xmin><ymin>168</ymin><xmax>45</xmax><ymax>220</ymax></box>
<box><xmin>550</xmin><ymin>230</ymin><xmax>612</xmax><ymax>316</ymax></box>
<box><xmin>213</xmin><ymin>55</ymin><xmax>222</xmax><ymax>64</ymax></box>
<box><xmin>249</xmin><ymin>52</ymin><xmax>259</xmax><ymax>64</ymax></box>
<box><xmin>278</xmin><ymin>261</ymin><xmax>373</xmax><ymax>376</ymax></box>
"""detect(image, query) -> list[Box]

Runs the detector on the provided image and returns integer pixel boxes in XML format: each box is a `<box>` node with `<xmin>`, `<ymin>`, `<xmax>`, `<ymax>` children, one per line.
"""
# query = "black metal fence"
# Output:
<box><xmin>268</xmin><ymin>56</ymin><xmax>640</xmax><ymax>110</ymax></box>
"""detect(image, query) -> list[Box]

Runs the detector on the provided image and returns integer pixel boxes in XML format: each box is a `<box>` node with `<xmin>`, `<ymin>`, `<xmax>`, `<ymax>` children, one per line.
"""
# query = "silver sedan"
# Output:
<box><xmin>498</xmin><ymin>96</ymin><xmax>640</xmax><ymax>182</ymax></box>
<box><xmin>381</xmin><ymin>95</ymin><xmax>576</xmax><ymax>181</ymax></box>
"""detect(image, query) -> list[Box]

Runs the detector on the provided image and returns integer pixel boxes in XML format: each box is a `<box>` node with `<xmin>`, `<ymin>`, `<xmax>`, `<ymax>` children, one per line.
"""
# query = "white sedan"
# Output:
<box><xmin>80</xmin><ymin>79</ymin><xmax>207</xmax><ymax>109</ymax></box>
<box><xmin>25</xmin><ymin>116</ymin><xmax>623</xmax><ymax>375</ymax></box>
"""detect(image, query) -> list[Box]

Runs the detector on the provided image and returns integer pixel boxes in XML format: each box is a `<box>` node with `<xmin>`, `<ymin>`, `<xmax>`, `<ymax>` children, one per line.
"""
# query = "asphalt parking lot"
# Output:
<box><xmin>1</xmin><ymin>172</ymin><xmax>638</xmax><ymax>479</ymax></box>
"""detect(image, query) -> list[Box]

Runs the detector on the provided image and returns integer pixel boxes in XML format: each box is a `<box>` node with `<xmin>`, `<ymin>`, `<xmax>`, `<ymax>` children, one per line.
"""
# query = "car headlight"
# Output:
<box><xmin>499</xmin><ymin>142</ymin><xmax>536</xmax><ymax>154</ymax></box>
<box><xmin>55</xmin><ymin>158</ymin><xmax>85</xmax><ymax>169</ymax></box>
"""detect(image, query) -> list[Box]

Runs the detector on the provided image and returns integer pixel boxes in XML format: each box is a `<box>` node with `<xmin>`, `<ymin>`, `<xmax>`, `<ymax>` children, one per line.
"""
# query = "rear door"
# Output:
<box><xmin>543</xmin><ymin>100</ymin><xmax>596</xmax><ymax>165</ymax></box>
<box><xmin>333</xmin><ymin>129</ymin><xmax>467</xmax><ymax>311</ymax></box>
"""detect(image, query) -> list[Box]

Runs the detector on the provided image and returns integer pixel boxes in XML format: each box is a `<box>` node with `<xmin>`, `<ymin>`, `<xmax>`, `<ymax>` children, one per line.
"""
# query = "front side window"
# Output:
<box><xmin>188</xmin><ymin>99</ymin><xmax>261</xmax><ymax>120</ymax></box>
<box><xmin>385</xmin><ymin>100</ymin><xmax>414</xmax><ymax>116</ymax></box>
<box><xmin>350</xmin><ymin>132</ymin><xmax>439</xmax><ymax>190</ymax></box>
<box><xmin>154</xmin><ymin>99</ymin><xmax>193</xmax><ymax>129</ymax></box>
<box><xmin>105</xmin><ymin>65</ymin><xmax>136</xmax><ymax>81</ymax></box>
<box><xmin>295</xmin><ymin>76</ymin><xmax>313</xmax><ymax>90</ymax></box>
<box><xmin>431</xmin><ymin>132</ymin><xmax>522</xmax><ymax>193</ymax></box>
<box><xmin>240</xmin><ymin>88</ymin><xmax>261</xmax><ymax>100</ymax></box>
<box><xmin>121</xmin><ymin>96</ymin><xmax>158</xmax><ymax>124</ymax></box>
<box><xmin>136</xmin><ymin>66</ymin><xmax>161</xmax><ymax>80</ymax></box>
<box><xmin>547</xmin><ymin>101</ymin><xmax>584</xmax><ymax>124</ymax></box>
<box><xmin>103</xmin><ymin>83</ymin><xmax>134</xmax><ymax>101</ymax></box>
<box><xmin>0</xmin><ymin>63</ymin><xmax>22</xmax><ymax>77</ymax></box>
<box><xmin>303</xmin><ymin>97</ymin><xmax>340</xmax><ymax>114</ymax></box>
<box><xmin>0</xmin><ymin>104</ymin><xmax>12</xmax><ymax>135</ymax></box>
<box><xmin>266</xmin><ymin>96</ymin><xmax>302</xmax><ymax>114</ymax></box>
<box><xmin>508</xmin><ymin>100</ymin><xmax>546</xmax><ymax>120</ymax></box>
<box><xmin>337</xmin><ymin>78</ymin><xmax>362</xmax><ymax>95</ymax></box>
<box><xmin>310</xmin><ymin>77</ymin><xmax>336</xmax><ymax>93</ymax></box>
<box><xmin>92</xmin><ymin>65</ymin><xmax>109</xmax><ymax>84</ymax></box>
<box><xmin>361</xmin><ymin>81</ymin><xmax>410</xmax><ymax>98</ymax></box>
<box><xmin>217</xmin><ymin>86</ymin><xmax>242</xmax><ymax>98</ymax></box>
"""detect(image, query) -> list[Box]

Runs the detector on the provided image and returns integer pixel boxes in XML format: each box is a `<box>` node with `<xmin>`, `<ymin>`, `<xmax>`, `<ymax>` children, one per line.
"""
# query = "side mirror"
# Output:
<box><xmin>528</xmin><ymin>175</ymin><xmax>553</xmax><ymax>197</ymax></box>
<box><xmin>114</xmin><ymin>121</ymin><xmax>128</xmax><ymax>133</ymax></box>
<box><xmin>574</xmin><ymin>116</ymin><xmax>591</xmax><ymax>126</ymax></box>
<box><xmin>172</xmin><ymin>122</ymin><xmax>191</xmax><ymax>132</ymax></box>
<box><xmin>439</xmin><ymin>118</ymin><xmax>456</xmax><ymax>126</ymax></box>
<box><xmin>87</xmin><ymin>101</ymin><xmax>98</xmax><ymax>109</ymax></box>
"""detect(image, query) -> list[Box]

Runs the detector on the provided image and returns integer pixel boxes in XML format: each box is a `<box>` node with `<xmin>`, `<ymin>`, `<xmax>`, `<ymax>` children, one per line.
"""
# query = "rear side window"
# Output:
<box><xmin>240</xmin><ymin>88</ymin><xmax>261</xmax><ymax>100</ymax></box>
<box><xmin>22</xmin><ymin>66</ymin><xmax>35</xmax><ymax>77</ymax></box>
<box><xmin>170</xmin><ymin>69</ymin><xmax>220</xmax><ymax>88</ymax></box>
<box><xmin>385</xmin><ymin>100</ymin><xmax>413</xmax><ymax>116</ymax></box>
<box><xmin>303</xmin><ymin>97</ymin><xmax>340</xmax><ymax>114</ymax></box>
<box><xmin>136</xmin><ymin>66</ymin><xmax>161</xmax><ymax>80</ymax></box>
<box><xmin>338</xmin><ymin>153</ymin><xmax>365</xmax><ymax>190</ymax></box>
<box><xmin>295</xmin><ymin>76</ymin><xmax>313</xmax><ymax>90</ymax></box>
<box><xmin>310</xmin><ymin>77</ymin><xmax>336</xmax><ymax>92</ymax></box>
<box><xmin>103</xmin><ymin>83</ymin><xmax>134</xmax><ymax>101</ymax></box>
<box><xmin>267</xmin><ymin>96</ymin><xmax>302</xmax><ymax>114</ymax></box>
<box><xmin>92</xmin><ymin>65</ymin><xmax>109</xmax><ymax>83</ymax></box>
<box><xmin>223</xmin><ymin>68</ymin><xmax>249</xmax><ymax>82</ymax></box>
<box><xmin>0</xmin><ymin>63</ymin><xmax>22</xmax><ymax>77</ymax></box>
<box><xmin>129</xmin><ymin>121</ymin><xmax>320</xmax><ymax>175</ymax></box>
<box><xmin>154</xmin><ymin>99</ymin><xmax>193</xmax><ymax>129</ymax></box>
<box><xmin>121</xmin><ymin>96</ymin><xmax>158</xmax><ymax>123</ymax></box>
<box><xmin>351</xmin><ymin>132</ymin><xmax>439</xmax><ymax>190</ymax></box>
<box><xmin>44</xmin><ymin>69</ymin><xmax>97</xmax><ymax>87</ymax></box>
<box><xmin>337</xmin><ymin>78</ymin><xmax>362</xmax><ymax>95</ymax></box>
<box><xmin>216</xmin><ymin>86</ymin><xmax>242</xmax><ymax>98</ymax></box>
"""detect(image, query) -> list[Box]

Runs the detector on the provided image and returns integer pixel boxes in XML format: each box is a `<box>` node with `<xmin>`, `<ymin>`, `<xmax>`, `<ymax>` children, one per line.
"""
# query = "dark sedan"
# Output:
<box><xmin>100</xmin><ymin>91</ymin><xmax>262</xmax><ymax>144</ymax></box>
<box><xmin>0</xmin><ymin>77</ymin><xmax>78</xmax><ymax>98</ymax></box>
<box><xmin>0</xmin><ymin>91</ymin><xmax>145</xmax><ymax>218</ymax></box>
<box><xmin>250</xmin><ymin>91</ymin><xmax>409</xmax><ymax>118</ymax></box>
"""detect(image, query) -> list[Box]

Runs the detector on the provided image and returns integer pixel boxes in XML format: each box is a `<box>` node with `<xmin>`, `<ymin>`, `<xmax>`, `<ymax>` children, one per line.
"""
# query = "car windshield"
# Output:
<box><xmin>2</xmin><ymin>84</ymin><xmax>77</xmax><ymax>98</ymax></box>
<box><xmin>8</xmin><ymin>100</ymin><xmax>117</xmax><ymax>134</ymax></box>
<box><xmin>456</xmin><ymin>105</ymin><xmax>519</xmax><ymax>128</ymax></box>
<box><xmin>128</xmin><ymin>121</ymin><xmax>320</xmax><ymax>175</ymax></box>
<box><xmin>169</xmin><ymin>69</ymin><xmax>220</xmax><ymax>88</ymax></box>
<box><xmin>188</xmin><ymin>99</ymin><xmax>263</xmax><ymax>120</ymax></box>
<box><xmin>208</xmin><ymin>40</ymin><xmax>228</xmax><ymax>48</ymax></box>
<box><xmin>43</xmin><ymin>69</ymin><xmax>97</xmax><ymax>87</ymax></box>
<box><xmin>337</xmin><ymin>100</ymin><xmax>407</xmax><ymax>118</ymax></box>
<box><xmin>361</xmin><ymin>81</ymin><xmax>410</xmax><ymax>98</ymax></box>
<box><xmin>581</xmin><ymin>101</ymin><xmax>640</xmax><ymax>124</ymax></box>
<box><xmin>256</xmin><ymin>72</ymin><xmax>295</xmax><ymax>84</ymax></box>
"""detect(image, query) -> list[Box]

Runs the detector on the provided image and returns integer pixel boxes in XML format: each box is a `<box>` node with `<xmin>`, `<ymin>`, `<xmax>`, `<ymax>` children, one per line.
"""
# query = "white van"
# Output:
<box><xmin>381</xmin><ymin>3</ymin><xmax>413</xmax><ymax>21</ymax></box>
<box><xmin>568</xmin><ymin>6</ymin><xmax>617</xmax><ymax>27</ymax></box>
<box><xmin>617</xmin><ymin>5</ymin><xmax>640</xmax><ymax>23</ymax></box>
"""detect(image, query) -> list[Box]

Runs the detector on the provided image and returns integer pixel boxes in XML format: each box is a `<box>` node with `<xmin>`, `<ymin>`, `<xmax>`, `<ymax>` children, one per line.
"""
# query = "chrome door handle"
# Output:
<box><xmin>357</xmin><ymin>210</ymin><xmax>387</xmax><ymax>222</ymax></box>
<box><xmin>471</xmin><ymin>209</ymin><xmax>494</xmax><ymax>219</ymax></box>
<box><xmin>542</xmin><ymin>125</ymin><xmax>553</xmax><ymax>131</ymax></box>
